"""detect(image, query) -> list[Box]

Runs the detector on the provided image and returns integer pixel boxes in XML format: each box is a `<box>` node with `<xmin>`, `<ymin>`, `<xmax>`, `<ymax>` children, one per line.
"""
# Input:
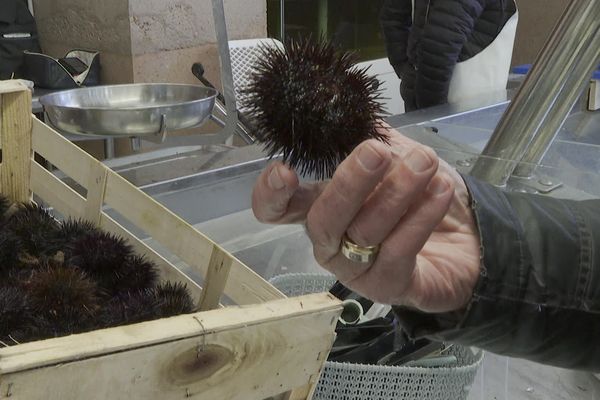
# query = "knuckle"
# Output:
<box><xmin>306</xmin><ymin>210</ymin><xmax>337</xmax><ymax>251</ymax></box>
<box><xmin>420</xmin><ymin>145</ymin><xmax>439</xmax><ymax>169</ymax></box>
<box><xmin>312</xmin><ymin>245</ymin><xmax>331</xmax><ymax>266</ymax></box>
<box><xmin>345</xmin><ymin>222</ymin><xmax>371</xmax><ymax>247</ymax></box>
<box><xmin>251</xmin><ymin>190</ymin><xmax>267</xmax><ymax>222</ymax></box>
<box><xmin>330</xmin><ymin>168</ymin><xmax>354</xmax><ymax>201</ymax></box>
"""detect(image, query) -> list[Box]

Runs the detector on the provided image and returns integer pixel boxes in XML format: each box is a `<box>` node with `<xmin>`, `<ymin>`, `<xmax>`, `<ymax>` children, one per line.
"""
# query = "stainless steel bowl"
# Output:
<box><xmin>39</xmin><ymin>84</ymin><xmax>217</xmax><ymax>137</ymax></box>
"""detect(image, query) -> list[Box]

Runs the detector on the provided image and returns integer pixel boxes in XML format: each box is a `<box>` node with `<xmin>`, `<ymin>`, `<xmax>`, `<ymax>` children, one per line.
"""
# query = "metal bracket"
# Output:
<box><xmin>211</xmin><ymin>0</ymin><xmax>239</xmax><ymax>141</ymax></box>
<box><xmin>142</xmin><ymin>114</ymin><xmax>169</xmax><ymax>144</ymax></box>
<box><xmin>508</xmin><ymin>174</ymin><xmax>563</xmax><ymax>194</ymax></box>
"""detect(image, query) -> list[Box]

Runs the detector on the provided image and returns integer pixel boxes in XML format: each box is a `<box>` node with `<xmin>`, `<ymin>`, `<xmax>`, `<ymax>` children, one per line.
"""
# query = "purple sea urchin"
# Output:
<box><xmin>0</xmin><ymin>229</ymin><xmax>20</xmax><ymax>275</ymax></box>
<box><xmin>57</xmin><ymin>219</ymin><xmax>101</xmax><ymax>246</ymax></box>
<box><xmin>153</xmin><ymin>282</ymin><xmax>194</xmax><ymax>317</ymax></box>
<box><xmin>113</xmin><ymin>255</ymin><xmax>159</xmax><ymax>294</ymax></box>
<box><xmin>67</xmin><ymin>231</ymin><xmax>134</xmax><ymax>292</ymax></box>
<box><xmin>100</xmin><ymin>290</ymin><xmax>159</xmax><ymax>327</ymax></box>
<box><xmin>0</xmin><ymin>286</ymin><xmax>30</xmax><ymax>338</ymax></box>
<box><xmin>7</xmin><ymin>204</ymin><xmax>62</xmax><ymax>261</ymax></box>
<box><xmin>244</xmin><ymin>37</ymin><xmax>388</xmax><ymax>179</ymax></box>
<box><xmin>101</xmin><ymin>282</ymin><xmax>193</xmax><ymax>327</ymax></box>
<box><xmin>27</xmin><ymin>265</ymin><xmax>100</xmax><ymax>318</ymax></box>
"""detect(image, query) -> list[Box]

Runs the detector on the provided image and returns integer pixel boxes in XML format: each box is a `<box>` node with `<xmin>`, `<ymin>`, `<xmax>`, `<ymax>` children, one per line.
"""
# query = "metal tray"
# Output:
<box><xmin>39</xmin><ymin>83</ymin><xmax>217</xmax><ymax>138</ymax></box>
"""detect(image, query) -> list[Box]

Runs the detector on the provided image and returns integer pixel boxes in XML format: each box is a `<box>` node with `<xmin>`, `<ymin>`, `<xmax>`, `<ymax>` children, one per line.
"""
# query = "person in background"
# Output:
<box><xmin>0</xmin><ymin>0</ymin><xmax>40</xmax><ymax>80</ymax></box>
<box><xmin>380</xmin><ymin>0</ymin><xmax>518</xmax><ymax>111</ymax></box>
<box><xmin>251</xmin><ymin>124</ymin><xmax>600</xmax><ymax>372</ymax></box>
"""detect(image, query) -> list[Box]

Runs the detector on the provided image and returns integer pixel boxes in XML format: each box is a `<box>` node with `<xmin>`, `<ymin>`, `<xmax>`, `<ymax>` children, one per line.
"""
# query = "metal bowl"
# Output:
<box><xmin>39</xmin><ymin>83</ymin><xmax>217</xmax><ymax>137</ymax></box>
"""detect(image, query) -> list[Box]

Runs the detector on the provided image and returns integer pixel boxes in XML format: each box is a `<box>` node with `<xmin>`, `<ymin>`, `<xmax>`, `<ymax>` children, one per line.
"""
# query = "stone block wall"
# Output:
<box><xmin>33</xmin><ymin>0</ymin><xmax>267</xmax><ymax>86</ymax></box>
<box><xmin>33</xmin><ymin>0</ymin><xmax>134</xmax><ymax>83</ymax></box>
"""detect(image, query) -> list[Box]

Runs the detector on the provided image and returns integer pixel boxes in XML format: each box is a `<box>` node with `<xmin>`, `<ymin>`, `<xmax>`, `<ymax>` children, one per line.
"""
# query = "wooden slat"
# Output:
<box><xmin>0</xmin><ymin>89</ymin><xmax>32</xmax><ymax>203</ymax></box>
<box><xmin>100</xmin><ymin>214</ymin><xmax>204</xmax><ymax>302</ymax></box>
<box><xmin>197</xmin><ymin>245</ymin><xmax>233</xmax><ymax>311</ymax></box>
<box><xmin>0</xmin><ymin>80</ymin><xmax>30</xmax><ymax>95</ymax></box>
<box><xmin>0</xmin><ymin>294</ymin><xmax>341</xmax><ymax>400</ymax></box>
<box><xmin>104</xmin><ymin>172</ymin><xmax>285</xmax><ymax>305</ymax></box>
<box><xmin>0</xmin><ymin>293</ymin><xmax>340</xmax><ymax>371</ymax></box>
<box><xmin>83</xmin><ymin>164</ymin><xmax>109</xmax><ymax>225</ymax></box>
<box><xmin>589</xmin><ymin>80</ymin><xmax>599</xmax><ymax>111</ymax></box>
<box><xmin>31</xmin><ymin>118</ymin><xmax>94</xmax><ymax>188</ymax></box>
<box><xmin>30</xmin><ymin>161</ymin><xmax>85</xmax><ymax>218</ymax></box>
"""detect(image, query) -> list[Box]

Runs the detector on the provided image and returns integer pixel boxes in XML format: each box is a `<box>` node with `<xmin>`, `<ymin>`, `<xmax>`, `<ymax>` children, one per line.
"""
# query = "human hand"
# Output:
<box><xmin>252</xmin><ymin>124</ymin><xmax>481</xmax><ymax>313</ymax></box>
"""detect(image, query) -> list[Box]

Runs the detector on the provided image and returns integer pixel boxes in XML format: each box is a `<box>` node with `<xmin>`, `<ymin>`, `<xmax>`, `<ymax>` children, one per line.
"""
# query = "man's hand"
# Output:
<box><xmin>252</xmin><ymin>124</ymin><xmax>481</xmax><ymax>313</ymax></box>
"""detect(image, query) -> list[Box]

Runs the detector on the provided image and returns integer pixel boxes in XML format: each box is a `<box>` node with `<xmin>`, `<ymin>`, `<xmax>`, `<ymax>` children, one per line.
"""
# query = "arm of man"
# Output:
<box><xmin>252</xmin><ymin>125</ymin><xmax>600</xmax><ymax>372</ymax></box>
<box><xmin>415</xmin><ymin>0</ymin><xmax>484</xmax><ymax>108</ymax></box>
<box><xmin>395</xmin><ymin>176</ymin><xmax>600</xmax><ymax>372</ymax></box>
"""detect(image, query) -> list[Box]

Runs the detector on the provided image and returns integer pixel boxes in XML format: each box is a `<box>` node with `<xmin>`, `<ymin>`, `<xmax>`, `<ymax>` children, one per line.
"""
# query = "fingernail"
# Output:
<box><xmin>268</xmin><ymin>167</ymin><xmax>285</xmax><ymax>190</ymax></box>
<box><xmin>358</xmin><ymin>144</ymin><xmax>384</xmax><ymax>171</ymax></box>
<box><xmin>428</xmin><ymin>178</ymin><xmax>449</xmax><ymax>195</ymax></box>
<box><xmin>404</xmin><ymin>148</ymin><xmax>433</xmax><ymax>173</ymax></box>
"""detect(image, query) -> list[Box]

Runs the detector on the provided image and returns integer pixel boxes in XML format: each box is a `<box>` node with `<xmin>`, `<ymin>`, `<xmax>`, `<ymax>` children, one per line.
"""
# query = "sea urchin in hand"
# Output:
<box><xmin>244</xmin><ymin>38</ymin><xmax>388</xmax><ymax>180</ymax></box>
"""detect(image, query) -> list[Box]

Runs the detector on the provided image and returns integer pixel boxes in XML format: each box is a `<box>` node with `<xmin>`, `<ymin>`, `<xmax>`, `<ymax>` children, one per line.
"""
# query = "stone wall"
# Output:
<box><xmin>129</xmin><ymin>0</ymin><xmax>266</xmax><ymax>87</ymax></box>
<box><xmin>33</xmin><ymin>0</ymin><xmax>267</xmax><ymax>86</ymax></box>
<box><xmin>33</xmin><ymin>0</ymin><xmax>134</xmax><ymax>83</ymax></box>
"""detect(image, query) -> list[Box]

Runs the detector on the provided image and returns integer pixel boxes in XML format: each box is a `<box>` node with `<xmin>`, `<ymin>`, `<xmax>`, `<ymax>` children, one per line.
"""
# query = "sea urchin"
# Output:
<box><xmin>244</xmin><ymin>37</ymin><xmax>388</xmax><ymax>179</ymax></box>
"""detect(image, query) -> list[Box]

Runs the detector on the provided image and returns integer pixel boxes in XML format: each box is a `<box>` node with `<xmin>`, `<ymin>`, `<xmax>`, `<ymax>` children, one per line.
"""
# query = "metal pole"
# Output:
<box><xmin>280</xmin><ymin>0</ymin><xmax>285</xmax><ymax>42</ymax></box>
<box><xmin>318</xmin><ymin>0</ymin><xmax>329</xmax><ymax>39</ymax></box>
<box><xmin>211</xmin><ymin>0</ymin><xmax>239</xmax><ymax>138</ymax></box>
<box><xmin>471</xmin><ymin>0</ymin><xmax>600</xmax><ymax>186</ymax></box>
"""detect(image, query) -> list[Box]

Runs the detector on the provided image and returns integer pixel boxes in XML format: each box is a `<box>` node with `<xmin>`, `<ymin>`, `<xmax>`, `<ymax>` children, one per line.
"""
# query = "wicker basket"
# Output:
<box><xmin>270</xmin><ymin>273</ymin><xmax>483</xmax><ymax>400</ymax></box>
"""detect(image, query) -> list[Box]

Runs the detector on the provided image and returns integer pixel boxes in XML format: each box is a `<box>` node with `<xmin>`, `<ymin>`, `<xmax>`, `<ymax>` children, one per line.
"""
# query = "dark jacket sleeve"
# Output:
<box><xmin>394</xmin><ymin>175</ymin><xmax>600</xmax><ymax>372</ymax></box>
<box><xmin>415</xmin><ymin>0</ymin><xmax>484</xmax><ymax>108</ymax></box>
<box><xmin>379</xmin><ymin>0</ymin><xmax>413</xmax><ymax>79</ymax></box>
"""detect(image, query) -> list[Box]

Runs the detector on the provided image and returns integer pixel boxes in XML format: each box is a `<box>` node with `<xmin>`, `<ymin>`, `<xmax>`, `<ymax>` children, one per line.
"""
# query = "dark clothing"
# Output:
<box><xmin>0</xmin><ymin>0</ymin><xmax>40</xmax><ymax>80</ymax></box>
<box><xmin>394</xmin><ymin>175</ymin><xmax>600</xmax><ymax>372</ymax></box>
<box><xmin>380</xmin><ymin>0</ymin><xmax>516</xmax><ymax>110</ymax></box>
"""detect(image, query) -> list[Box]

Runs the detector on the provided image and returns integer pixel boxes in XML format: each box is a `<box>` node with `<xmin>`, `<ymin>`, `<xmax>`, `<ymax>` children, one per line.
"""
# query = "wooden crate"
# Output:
<box><xmin>0</xmin><ymin>81</ymin><xmax>342</xmax><ymax>400</ymax></box>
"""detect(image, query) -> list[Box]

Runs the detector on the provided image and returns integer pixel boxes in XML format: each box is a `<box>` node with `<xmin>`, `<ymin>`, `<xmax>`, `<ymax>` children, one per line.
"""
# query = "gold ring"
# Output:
<box><xmin>340</xmin><ymin>234</ymin><xmax>380</xmax><ymax>264</ymax></box>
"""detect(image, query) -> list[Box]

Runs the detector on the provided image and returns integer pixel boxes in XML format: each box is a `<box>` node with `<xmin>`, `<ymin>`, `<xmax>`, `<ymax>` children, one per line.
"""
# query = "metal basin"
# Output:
<box><xmin>39</xmin><ymin>84</ymin><xmax>217</xmax><ymax>137</ymax></box>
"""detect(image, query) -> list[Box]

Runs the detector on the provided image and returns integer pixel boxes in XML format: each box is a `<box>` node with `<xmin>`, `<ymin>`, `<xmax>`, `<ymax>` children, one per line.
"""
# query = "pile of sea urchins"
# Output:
<box><xmin>0</xmin><ymin>196</ymin><xmax>194</xmax><ymax>347</ymax></box>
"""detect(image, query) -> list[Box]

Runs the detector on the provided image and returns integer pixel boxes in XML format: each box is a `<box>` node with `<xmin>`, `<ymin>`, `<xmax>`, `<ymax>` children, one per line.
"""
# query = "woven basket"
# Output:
<box><xmin>269</xmin><ymin>273</ymin><xmax>483</xmax><ymax>400</ymax></box>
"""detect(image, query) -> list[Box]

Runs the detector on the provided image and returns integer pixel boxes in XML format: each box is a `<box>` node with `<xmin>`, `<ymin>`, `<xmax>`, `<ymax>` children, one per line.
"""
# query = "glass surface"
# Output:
<box><xmin>267</xmin><ymin>0</ymin><xmax>386</xmax><ymax>62</ymax></box>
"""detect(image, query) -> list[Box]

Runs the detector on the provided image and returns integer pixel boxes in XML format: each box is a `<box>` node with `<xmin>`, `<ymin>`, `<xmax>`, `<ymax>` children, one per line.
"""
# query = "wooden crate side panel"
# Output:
<box><xmin>0</xmin><ymin>293</ymin><xmax>339</xmax><ymax>372</ymax></box>
<box><xmin>29</xmin><ymin>160</ymin><xmax>203</xmax><ymax>301</ymax></box>
<box><xmin>0</xmin><ymin>88</ymin><xmax>32</xmax><ymax>203</ymax></box>
<box><xmin>0</xmin><ymin>295</ymin><xmax>341</xmax><ymax>400</ymax></box>
<box><xmin>198</xmin><ymin>245</ymin><xmax>233</xmax><ymax>311</ymax></box>
<box><xmin>30</xmin><ymin>161</ymin><xmax>85</xmax><ymax>218</ymax></box>
<box><xmin>82</xmin><ymin>165</ymin><xmax>108</xmax><ymax>225</ymax></box>
<box><xmin>0</xmin><ymin>314</ymin><xmax>335</xmax><ymax>400</ymax></box>
<box><xmin>31</xmin><ymin>118</ymin><xmax>95</xmax><ymax>189</ymax></box>
<box><xmin>104</xmin><ymin>172</ymin><xmax>285</xmax><ymax>306</ymax></box>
